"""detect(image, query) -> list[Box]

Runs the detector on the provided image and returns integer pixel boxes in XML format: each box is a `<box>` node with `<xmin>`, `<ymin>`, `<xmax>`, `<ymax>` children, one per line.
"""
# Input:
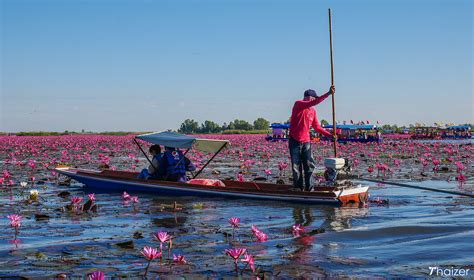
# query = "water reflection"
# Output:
<box><xmin>152</xmin><ymin>215</ymin><xmax>187</xmax><ymax>228</ymax></box>
<box><xmin>321</xmin><ymin>207</ymin><xmax>369</xmax><ymax>232</ymax></box>
<box><xmin>289</xmin><ymin>205</ymin><xmax>370</xmax><ymax>264</ymax></box>
<box><xmin>292</xmin><ymin>206</ymin><xmax>369</xmax><ymax>232</ymax></box>
<box><xmin>292</xmin><ymin>207</ymin><xmax>313</xmax><ymax>227</ymax></box>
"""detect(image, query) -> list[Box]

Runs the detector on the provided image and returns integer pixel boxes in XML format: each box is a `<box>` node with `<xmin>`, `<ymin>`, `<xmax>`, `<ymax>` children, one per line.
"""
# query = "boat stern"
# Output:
<box><xmin>336</xmin><ymin>185</ymin><xmax>370</xmax><ymax>206</ymax></box>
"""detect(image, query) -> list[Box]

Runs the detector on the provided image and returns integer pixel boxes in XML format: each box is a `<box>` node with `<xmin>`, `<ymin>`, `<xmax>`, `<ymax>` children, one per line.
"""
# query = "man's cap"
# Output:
<box><xmin>304</xmin><ymin>89</ymin><xmax>318</xmax><ymax>98</ymax></box>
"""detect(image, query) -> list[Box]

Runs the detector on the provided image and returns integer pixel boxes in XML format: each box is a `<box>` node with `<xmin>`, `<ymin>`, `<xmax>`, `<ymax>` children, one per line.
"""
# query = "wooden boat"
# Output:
<box><xmin>55</xmin><ymin>131</ymin><xmax>369</xmax><ymax>206</ymax></box>
<box><xmin>55</xmin><ymin>167</ymin><xmax>369</xmax><ymax>206</ymax></box>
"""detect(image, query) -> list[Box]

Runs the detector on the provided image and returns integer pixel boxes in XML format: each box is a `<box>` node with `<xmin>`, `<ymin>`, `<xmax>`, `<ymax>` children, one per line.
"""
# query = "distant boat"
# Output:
<box><xmin>440</xmin><ymin>125</ymin><xmax>472</xmax><ymax>139</ymax></box>
<box><xmin>265</xmin><ymin>123</ymin><xmax>321</xmax><ymax>143</ymax></box>
<box><xmin>323</xmin><ymin>124</ymin><xmax>381</xmax><ymax>143</ymax></box>
<box><xmin>410</xmin><ymin>126</ymin><xmax>441</xmax><ymax>140</ymax></box>
<box><xmin>265</xmin><ymin>123</ymin><xmax>290</xmax><ymax>142</ymax></box>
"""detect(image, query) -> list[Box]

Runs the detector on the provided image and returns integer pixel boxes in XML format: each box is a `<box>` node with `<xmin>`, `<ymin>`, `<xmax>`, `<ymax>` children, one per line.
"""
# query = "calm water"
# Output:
<box><xmin>1</xmin><ymin>179</ymin><xmax>473</xmax><ymax>278</ymax></box>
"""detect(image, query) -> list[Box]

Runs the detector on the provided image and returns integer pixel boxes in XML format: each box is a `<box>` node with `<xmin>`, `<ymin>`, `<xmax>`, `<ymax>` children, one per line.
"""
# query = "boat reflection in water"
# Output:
<box><xmin>289</xmin><ymin>205</ymin><xmax>369</xmax><ymax>265</ymax></box>
<box><xmin>292</xmin><ymin>205</ymin><xmax>369</xmax><ymax>232</ymax></box>
<box><xmin>321</xmin><ymin>206</ymin><xmax>370</xmax><ymax>232</ymax></box>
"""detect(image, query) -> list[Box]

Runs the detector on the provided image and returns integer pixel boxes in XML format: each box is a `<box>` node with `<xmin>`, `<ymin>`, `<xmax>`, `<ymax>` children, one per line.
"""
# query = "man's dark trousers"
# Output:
<box><xmin>289</xmin><ymin>137</ymin><xmax>314</xmax><ymax>191</ymax></box>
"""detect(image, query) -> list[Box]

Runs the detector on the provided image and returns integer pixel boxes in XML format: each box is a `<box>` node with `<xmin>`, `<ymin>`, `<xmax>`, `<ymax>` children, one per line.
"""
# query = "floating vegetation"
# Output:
<box><xmin>0</xmin><ymin>135</ymin><xmax>472</xmax><ymax>278</ymax></box>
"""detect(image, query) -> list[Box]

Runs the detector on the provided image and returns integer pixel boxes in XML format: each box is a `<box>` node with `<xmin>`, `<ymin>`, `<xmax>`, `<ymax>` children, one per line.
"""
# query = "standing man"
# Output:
<box><xmin>289</xmin><ymin>86</ymin><xmax>335</xmax><ymax>191</ymax></box>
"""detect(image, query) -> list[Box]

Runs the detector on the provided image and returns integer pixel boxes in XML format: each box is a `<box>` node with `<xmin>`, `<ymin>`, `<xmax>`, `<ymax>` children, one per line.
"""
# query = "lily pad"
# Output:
<box><xmin>133</xmin><ymin>231</ymin><xmax>144</xmax><ymax>239</ymax></box>
<box><xmin>115</xmin><ymin>240</ymin><xmax>134</xmax><ymax>249</ymax></box>
<box><xmin>35</xmin><ymin>214</ymin><xmax>50</xmax><ymax>221</ymax></box>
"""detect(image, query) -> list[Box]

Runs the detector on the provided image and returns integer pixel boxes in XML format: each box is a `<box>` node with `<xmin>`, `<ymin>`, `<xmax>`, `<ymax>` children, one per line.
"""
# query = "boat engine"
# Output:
<box><xmin>323</xmin><ymin>158</ymin><xmax>350</xmax><ymax>183</ymax></box>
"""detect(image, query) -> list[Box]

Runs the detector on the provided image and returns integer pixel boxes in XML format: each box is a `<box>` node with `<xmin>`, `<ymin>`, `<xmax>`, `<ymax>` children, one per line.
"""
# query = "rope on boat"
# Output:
<box><xmin>357</xmin><ymin>177</ymin><xmax>474</xmax><ymax>198</ymax></box>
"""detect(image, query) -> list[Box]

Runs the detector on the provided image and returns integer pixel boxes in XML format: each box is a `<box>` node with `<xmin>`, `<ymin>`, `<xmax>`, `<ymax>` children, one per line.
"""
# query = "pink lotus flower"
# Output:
<box><xmin>88</xmin><ymin>270</ymin><xmax>105</xmax><ymax>280</ymax></box>
<box><xmin>251</xmin><ymin>225</ymin><xmax>261</xmax><ymax>235</ymax></box>
<box><xmin>141</xmin><ymin>246</ymin><xmax>161</xmax><ymax>261</ymax></box>
<box><xmin>264</xmin><ymin>169</ymin><xmax>272</xmax><ymax>175</ymax></box>
<box><xmin>367</xmin><ymin>166</ymin><xmax>374</xmax><ymax>173</ymax></box>
<box><xmin>244</xmin><ymin>160</ymin><xmax>255</xmax><ymax>168</ymax></box>
<box><xmin>152</xmin><ymin>231</ymin><xmax>171</xmax><ymax>255</ymax></box>
<box><xmin>141</xmin><ymin>246</ymin><xmax>161</xmax><ymax>278</ymax></box>
<box><xmin>251</xmin><ymin>225</ymin><xmax>268</xmax><ymax>242</ymax></box>
<box><xmin>122</xmin><ymin>191</ymin><xmax>131</xmax><ymax>200</ymax></box>
<box><xmin>7</xmin><ymin>214</ymin><xmax>22</xmax><ymax>228</ymax></box>
<box><xmin>9</xmin><ymin>238</ymin><xmax>21</xmax><ymax>246</ymax></box>
<box><xmin>255</xmin><ymin>231</ymin><xmax>268</xmax><ymax>242</ymax></box>
<box><xmin>455</xmin><ymin>161</ymin><xmax>466</xmax><ymax>172</ymax></box>
<box><xmin>173</xmin><ymin>254</ymin><xmax>187</xmax><ymax>264</ymax></box>
<box><xmin>71</xmin><ymin>196</ymin><xmax>83</xmax><ymax>205</ymax></box>
<box><xmin>242</xmin><ymin>253</ymin><xmax>256</xmax><ymax>272</ymax></box>
<box><xmin>130</xmin><ymin>196</ymin><xmax>139</xmax><ymax>203</ymax></box>
<box><xmin>28</xmin><ymin>160</ymin><xmax>36</xmax><ymax>169</ymax></box>
<box><xmin>228</xmin><ymin>217</ymin><xmax>240</xmax><ymax>229</ymax></box>
<box><xmin>225</xmin><ymin>248</ymin><xmax>246</xmax><ymax>261</ymax></box>
<box><xmin>3</xmin><ymin>170</ymin><xmax>11</xmax><ymax>179</ymax></box>
<box><xmin>292</xmin><ymin>224</ymin><xmax>304</xmax><ymax>237</ymax></box>
<box><xmin>237</xmin><ymin>173</ymin><xmax>245</xmax><ymax>182</ymax></box>
<box><xmin>278</xmin><ymin>161</ymin><xmax>288</xmax><ymax>171</ymax></box>
<box><xmin>152</xmin><ymin>231</ymin><xmax>171</xmax><ymax>243</ymax></box>
<box><xmin>88</xmin><ymin>193</ymin><xmax>96</xmax><ymax>201</ymax></box>
<box><xmin>225</xmin><ymin>247</ymin><xmax>247</xmax><ymax>273</ymax></box>
<box><xmin>456</xmin><ymin>174</ymin><xmax>466</xmax><ymax>183</ymax></box>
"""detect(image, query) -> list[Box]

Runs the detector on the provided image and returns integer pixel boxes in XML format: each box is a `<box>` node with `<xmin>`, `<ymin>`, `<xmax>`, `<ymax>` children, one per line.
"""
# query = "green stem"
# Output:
<box><xmin>144</xmin><ymin>260</ymin><xmax>151</xmax><ymax>278</ymax></box>
<box><xmin>234</xmin><ymin>260</ymin><xmax>239</xmax><ymax>275</ymax></box>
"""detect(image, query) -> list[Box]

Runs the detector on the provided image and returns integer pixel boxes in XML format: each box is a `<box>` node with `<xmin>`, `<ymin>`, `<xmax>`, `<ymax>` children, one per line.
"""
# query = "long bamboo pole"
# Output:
<box><xmin>359</xmin><ymin>177</ymin><xmax>474</xmax><ymax>198</ymax></box>
<box><xmin>328</xmin><ymin>8</ymin><xmax>337</xmax><ymax>158</ymax></box>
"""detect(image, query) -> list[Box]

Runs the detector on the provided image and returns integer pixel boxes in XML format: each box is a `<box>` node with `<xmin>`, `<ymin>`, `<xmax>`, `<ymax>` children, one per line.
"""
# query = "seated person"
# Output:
<box><xmin>138</xmin><ymin>145</ymin><xmax>163</xmax><ymax>179</ymax></box>
<box><xmin>158</xmin><ymin>147</ymin><xmax>196</xmax><ymax>182</ymax></box>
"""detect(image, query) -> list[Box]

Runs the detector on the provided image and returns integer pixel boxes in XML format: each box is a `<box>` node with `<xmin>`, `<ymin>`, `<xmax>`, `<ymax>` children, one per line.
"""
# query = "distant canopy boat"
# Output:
<box><xmin>265</xmin><ymin>123</ymin><xmax>290</xmax><ymax>142</ymax></box>
<box><xmin>322</xmin><ymin>124</ymin><xmax>381</xmax><ymax>143</ymax></box>
<box><xmin>265</xmin><ymin>123</ymin><xmax>321</xmax><ymax>143</ymax></box>
<box><xmin>440</xmin><ymin>125</ymin><xmax>472</xmax><ymax>139</ymax></box>
<box><xmin>410</xmin><ymin>126</ymin><xmax>441</xmax><ymax>140</ymax></box>
<box><xmin>55</xmin><ymin>131</ymin><xmax>369</xmax><ymax>206</ymax></box>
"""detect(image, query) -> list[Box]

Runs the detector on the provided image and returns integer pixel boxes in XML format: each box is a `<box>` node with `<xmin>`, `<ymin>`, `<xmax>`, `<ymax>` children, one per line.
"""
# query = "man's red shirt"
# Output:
<box><xmin>289</xmin><ymin>93</ymin><xmax>332</xmax><ymax>143</ymax></box>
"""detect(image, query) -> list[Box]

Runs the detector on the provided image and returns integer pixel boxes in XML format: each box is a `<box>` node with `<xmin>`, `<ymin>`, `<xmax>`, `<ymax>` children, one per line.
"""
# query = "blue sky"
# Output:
<box><xmin>1</xmin><ymin>0</ymin><xmax>472</xmax><ymax>132</ymax></box>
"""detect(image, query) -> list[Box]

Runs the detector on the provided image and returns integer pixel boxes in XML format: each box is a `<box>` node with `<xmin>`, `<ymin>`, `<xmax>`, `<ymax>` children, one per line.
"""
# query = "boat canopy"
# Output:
<box><xmin>270</xmin><ymin>123</ymin><xmax>290</xmax><ymax>129</ymax></box>
<box><xmin>446</xmin><ymin>125</ymin><xmax>470</xmax><ymax>130</ymax></box>
<box><xmin>136</xmin><ymin>131</ymin><xmax>229</xmax><ymax>153</ymax></box>
<box><xmin>323</xmin><ymin>124</ymin><xmax>377</xmax><ymax>130</ymax></box>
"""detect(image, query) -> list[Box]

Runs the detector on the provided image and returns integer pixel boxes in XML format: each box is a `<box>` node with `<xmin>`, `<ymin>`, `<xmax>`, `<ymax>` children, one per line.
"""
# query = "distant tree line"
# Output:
<box><xmin>178</xmin><ymin>118</ymin><xmax>270</xmax><ymax>134</ymax></box>
<box><xmin>3</xmin><ymin>122</ymin><xmax>472</xmax><ymax>136</ymax></box>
